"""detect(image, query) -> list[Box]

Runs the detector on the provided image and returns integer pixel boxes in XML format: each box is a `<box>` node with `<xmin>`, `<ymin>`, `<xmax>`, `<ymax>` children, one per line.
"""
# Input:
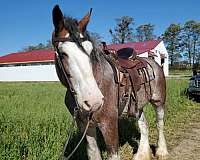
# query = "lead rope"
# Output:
<box><xmin>55</xmin><ymin>51</ymin><xmax>91</xmax><ymax>160</ymax></box>
<box><xmin>61</xmin><ymin>113</ymin><xmax>91</xmax><ymax>160</ymax></box>
<box><xmin>117</xmin><ymin>69</ymin><xmax>121</xmax><ymax>110</ymax></box>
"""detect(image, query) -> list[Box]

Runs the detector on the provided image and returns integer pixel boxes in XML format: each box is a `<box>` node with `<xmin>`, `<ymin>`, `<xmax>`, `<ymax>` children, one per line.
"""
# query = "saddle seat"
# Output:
<box><xmin>117</xmin><ymin>47</ymin><xmax>137</xmax><ymax>60</ymax></box>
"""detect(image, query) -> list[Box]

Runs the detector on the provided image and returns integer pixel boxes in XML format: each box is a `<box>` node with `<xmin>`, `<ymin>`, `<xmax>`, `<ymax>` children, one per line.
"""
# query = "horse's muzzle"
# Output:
<box><xmin>82</xmin><ymin>98</ymin><xmax>104</xmax><ymax>112</ymax></box>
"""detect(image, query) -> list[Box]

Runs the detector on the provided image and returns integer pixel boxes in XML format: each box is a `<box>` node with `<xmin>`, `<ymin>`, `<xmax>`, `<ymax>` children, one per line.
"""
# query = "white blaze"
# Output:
<box><xmin>58</xmin><ymin>40</ymin><xmax>103</xmax><ymax>110</ymax></box>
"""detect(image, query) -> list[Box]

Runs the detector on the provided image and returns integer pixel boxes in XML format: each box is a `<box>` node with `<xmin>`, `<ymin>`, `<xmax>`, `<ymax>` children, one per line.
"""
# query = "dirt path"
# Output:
<box><xmin>169</xmin><ymin>115</ymin><xmax>200</xmax><ymax>159</ymax></box>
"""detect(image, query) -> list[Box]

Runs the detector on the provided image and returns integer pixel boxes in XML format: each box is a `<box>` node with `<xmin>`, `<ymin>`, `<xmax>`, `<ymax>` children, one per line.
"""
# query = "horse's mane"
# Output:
<box><xmin>63</xmin><ymin>16</ymin><xmax>79</xmax><ymax>37</ymax></box>
<box><xmin>63</xmin><ymin>16</ymin><xmax>105</xmax><ymax>65</ymax></box>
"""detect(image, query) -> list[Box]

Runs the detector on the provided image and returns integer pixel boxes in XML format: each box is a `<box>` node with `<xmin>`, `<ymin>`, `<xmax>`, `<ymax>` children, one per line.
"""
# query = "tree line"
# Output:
<box><xmin>109</xmin><ymin>17</ymin><xmax>200</xmax><ymax>68</ymax></box>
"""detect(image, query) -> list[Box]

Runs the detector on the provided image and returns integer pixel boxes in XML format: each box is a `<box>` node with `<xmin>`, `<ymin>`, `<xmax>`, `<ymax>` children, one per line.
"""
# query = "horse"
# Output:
<box><xmin>52</xmin><ymin>5</ymin><xmax>169</xmax><ymax>160</ymax></box>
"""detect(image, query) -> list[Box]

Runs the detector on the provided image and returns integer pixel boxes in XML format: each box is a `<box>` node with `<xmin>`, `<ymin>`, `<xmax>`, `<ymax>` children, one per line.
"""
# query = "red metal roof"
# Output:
<box><xmin>0</xmin><ymin>50</ymin><xmax>55</xmax><ymax>64</ymax></box>
<box><xmin>107</xmin><ymin>40</ymin><xmax>161</xmax><ymax>54</ymax></box>
<box><xmin>0</xmin><ymin>40</ymin><xmax>161</xmax><ymax>64</ymax></box>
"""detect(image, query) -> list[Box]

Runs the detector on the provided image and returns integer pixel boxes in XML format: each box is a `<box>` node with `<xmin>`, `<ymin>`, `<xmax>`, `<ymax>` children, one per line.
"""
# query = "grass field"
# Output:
<box><xmin>0</xmin><ymin>80</ymin><xmax>199</xmax><ymax>160</ymax></box>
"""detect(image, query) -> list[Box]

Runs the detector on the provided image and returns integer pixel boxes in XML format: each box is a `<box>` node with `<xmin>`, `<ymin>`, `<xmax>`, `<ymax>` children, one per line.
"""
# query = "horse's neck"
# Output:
<box><xmin>92</xmin><ymin>59</ymin><xmax>105</xmax><ymax>88</ymax></box>
<box><xmin>92</xmin><ymin>54</ymin><xmax>117</xmax><ymax>90</ymax></box>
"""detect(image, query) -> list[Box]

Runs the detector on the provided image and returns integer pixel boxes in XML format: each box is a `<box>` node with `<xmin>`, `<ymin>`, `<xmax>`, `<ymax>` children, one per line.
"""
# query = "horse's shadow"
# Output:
<box><xmin>63</xmin><ymin>117</ymin><xmax>140</xmax><ymax>160</ymax></box>
<box><xmin>118</xmin><ymin>117</ymin><xmax>140</xmax><ymax>154</ymax></box>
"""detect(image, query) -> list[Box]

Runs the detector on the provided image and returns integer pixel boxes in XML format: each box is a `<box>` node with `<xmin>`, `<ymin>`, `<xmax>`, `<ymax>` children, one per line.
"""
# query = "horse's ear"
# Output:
<box><xmin>52</xmin><ymin>5</ymin><xmax>64</xmax><ymax>32</ymax></box>
<box><xmin>78</xmin><ymin>8</ymin><xmax>92</xmax><ymax>33</ymax></box>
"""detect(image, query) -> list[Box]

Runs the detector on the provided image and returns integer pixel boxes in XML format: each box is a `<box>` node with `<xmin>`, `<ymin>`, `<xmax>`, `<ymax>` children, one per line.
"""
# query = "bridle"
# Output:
<box><xmin>52</xmin><ymin>32</ymin><xmax>90</xmax><ymax>56</ymax></box>
<box><xmin>52</xmin><ymin>34</ymin><xmax>93</xmax><ymax>160</ymax></box>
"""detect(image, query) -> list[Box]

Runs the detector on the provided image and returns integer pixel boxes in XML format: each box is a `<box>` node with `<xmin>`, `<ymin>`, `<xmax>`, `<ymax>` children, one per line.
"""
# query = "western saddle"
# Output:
<box><xmin>103</xmin><ymin>46</ymin><xmax>154</xmax><ymax>116</ymax></box>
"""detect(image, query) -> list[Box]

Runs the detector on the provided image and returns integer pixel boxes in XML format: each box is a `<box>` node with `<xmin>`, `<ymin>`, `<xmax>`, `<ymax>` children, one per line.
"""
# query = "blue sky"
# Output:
<box><xmin>0</xmin><ymin>0</ymin><xmax>199</xmax><ymax>56</ymax></box>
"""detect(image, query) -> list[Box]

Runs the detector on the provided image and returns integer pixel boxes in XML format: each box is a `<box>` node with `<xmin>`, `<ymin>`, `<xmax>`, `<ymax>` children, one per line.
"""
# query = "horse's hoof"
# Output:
<box><xmin>156</xmin><ymin>148</ymin><xmax>169</xmax><ymax>160</ymax></box>
<box><xmin>134</xmin><ymin>150</ymin><xmax>152</xmax><ymax>160</ymax></box>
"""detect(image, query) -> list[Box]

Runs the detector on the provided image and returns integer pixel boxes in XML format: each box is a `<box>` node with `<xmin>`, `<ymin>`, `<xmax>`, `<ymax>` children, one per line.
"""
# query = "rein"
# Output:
<box><xmin>60</xmin><ymin>108</ymin><xmax>91</xmax><ymax>160</ymax></box>
<box><xmin>53</xmin><ymin>38</ymin><xmax>92</xmax><ymax>160</ymax></box>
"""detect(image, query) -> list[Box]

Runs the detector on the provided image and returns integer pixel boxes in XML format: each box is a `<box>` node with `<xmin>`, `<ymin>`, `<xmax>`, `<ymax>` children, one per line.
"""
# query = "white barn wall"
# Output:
<box><xmin>0</xmin><ymin>65</ymin><xmax>59</xmax><ymax>81</ymax></box>
<box><xmin>154</xmin><ymin>41</ymin><xmax>169</xmax><ymax>76</ymax></box>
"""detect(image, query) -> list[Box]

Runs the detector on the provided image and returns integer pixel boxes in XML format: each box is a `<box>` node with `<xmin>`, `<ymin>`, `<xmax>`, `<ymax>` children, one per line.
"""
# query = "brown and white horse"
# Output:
<box><xmin>52</xmin><ymin>5</ymin><xmax>168</xmax><ymax>160</ymax></box>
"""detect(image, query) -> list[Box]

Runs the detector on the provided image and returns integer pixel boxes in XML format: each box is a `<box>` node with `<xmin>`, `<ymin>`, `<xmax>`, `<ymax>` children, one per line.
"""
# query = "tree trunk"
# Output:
<box><xmin>171</xmin><ymin>56</ymin><xmax>174</xmax><ymax>66</ymax></box>
<box><xmin>192</xmin><ymin>40</ymin><xmax>196</xmax><ymax>68</ymax></box>
<box><xmin>188</xmin><ymin>49</ymin><xmax>192</xmax><ymax>66</ymax></box>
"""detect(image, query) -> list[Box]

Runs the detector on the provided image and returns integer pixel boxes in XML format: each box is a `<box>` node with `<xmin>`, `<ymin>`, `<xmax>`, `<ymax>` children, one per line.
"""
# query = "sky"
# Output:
<box><xmin>0</xmin><ymin>0</ymin><xmax>200</xmax><ymax>56</ymax></box>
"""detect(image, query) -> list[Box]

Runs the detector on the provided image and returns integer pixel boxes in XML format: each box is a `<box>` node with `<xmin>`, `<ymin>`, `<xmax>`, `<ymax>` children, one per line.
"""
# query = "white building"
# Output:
<box><xmin>0</xmin><ymin>40</ymin><xmax>168</xmax><ymax>81</ymax></box>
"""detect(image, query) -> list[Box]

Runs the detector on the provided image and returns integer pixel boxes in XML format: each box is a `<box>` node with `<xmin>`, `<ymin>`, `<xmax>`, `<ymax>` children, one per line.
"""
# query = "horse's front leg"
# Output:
<box><xmin>85</xmin><ymin>127</ymin><xmax>102</xmax><ymax>160</ymax></box>
<box><xmin>99</xmin><ymin>116</ymin><xmax>120</xmax><ymax>160</ymax></box>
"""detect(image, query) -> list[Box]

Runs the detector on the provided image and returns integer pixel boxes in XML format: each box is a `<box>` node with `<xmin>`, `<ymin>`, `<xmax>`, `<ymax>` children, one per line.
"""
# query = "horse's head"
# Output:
<box><xmin>52</xmin><ymin>5</ymin><xmax>104</xmax><ymax>112</ymax></box>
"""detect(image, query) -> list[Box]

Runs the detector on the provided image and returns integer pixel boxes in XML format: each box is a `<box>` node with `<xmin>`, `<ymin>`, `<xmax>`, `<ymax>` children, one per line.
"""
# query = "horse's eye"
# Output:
<box><xmin>65</xmin><ymin>33</ymin><xmax>70</xmax><ymax>38</ymax></box>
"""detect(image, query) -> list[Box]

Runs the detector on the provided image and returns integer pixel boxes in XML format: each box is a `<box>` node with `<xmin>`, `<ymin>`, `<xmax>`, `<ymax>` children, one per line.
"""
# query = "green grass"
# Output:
<box><xmin>0</xmin><ymin>80</ymin><xmax>199</xmax><ymax>160</ymax></box>
<box><xmin>0</xmin><ymin>82</ymin><xmax>72</xmax><ymax>160</ymax></box>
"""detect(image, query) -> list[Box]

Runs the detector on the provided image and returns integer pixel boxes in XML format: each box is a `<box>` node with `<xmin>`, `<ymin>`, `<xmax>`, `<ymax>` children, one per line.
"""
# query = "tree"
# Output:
<box><xmin>181</xmin><ymin>20</ymin><xmax>200</xmax><ymax>66</ymax></box>
<box><xmin>136</xmin><ymin>23</ymin><xmax>156</xmax><ymax>41</ymax></box>
<box><xmin>162</xmin><ymin>23</ymin><xmax>181</xmax><ymax>66</ymax></box>
<box><xmin>22</xmin><ymin>40</ymin><xmax>53</xmax><ymax>52</ymax></box>
<box><xmin>109</xmin><ymin>16</ymin><xmax>134</xmax><ymax>44</ymax></box>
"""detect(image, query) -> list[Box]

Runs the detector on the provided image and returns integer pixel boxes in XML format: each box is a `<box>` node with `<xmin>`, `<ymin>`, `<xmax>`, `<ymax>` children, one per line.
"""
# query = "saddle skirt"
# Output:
<box><xmin>118</xmin><ymin>57</ymin><xmax>149</xmax><ymax>89</ymax></box>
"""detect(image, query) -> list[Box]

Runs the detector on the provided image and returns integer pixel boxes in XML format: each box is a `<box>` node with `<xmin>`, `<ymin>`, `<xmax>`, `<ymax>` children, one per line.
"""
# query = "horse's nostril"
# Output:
<box><xmin>83</xmin><ymin>98</ymin><xmax>104</xmax><ymax>111</ymax></box>
<box><xmin>84</xmin><ymin>101</ymin><xmax>91</xmax><ymax>108</ymax></box>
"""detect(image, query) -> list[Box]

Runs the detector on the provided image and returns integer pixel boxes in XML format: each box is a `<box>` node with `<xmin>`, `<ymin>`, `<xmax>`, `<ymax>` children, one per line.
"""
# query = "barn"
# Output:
<box><xmin>0</xmin><ymin>40</ymin><xmax>168</xmax><ymax>81</ymax></box>
<box><xmin>0</xmin><ymin>50</ymin><xmax>58</xmax><ymax>81</ymax></box>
